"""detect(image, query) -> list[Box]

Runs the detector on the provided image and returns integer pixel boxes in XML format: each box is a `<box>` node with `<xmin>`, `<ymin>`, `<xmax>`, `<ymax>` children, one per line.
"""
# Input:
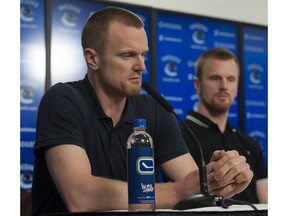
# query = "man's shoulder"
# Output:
<box><xmin>44</xmin><ymin>79</ymin><xmax>85</xmax><ymax>97</ymax></box>
<box><xmin>40</xmin><ymin>83</ymin><xmax>68</xmax><ymax>101</ymax></box>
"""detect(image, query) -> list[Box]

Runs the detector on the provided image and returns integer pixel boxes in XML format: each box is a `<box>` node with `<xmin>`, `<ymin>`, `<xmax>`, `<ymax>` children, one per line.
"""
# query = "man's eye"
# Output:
<box><xmin>121</xmin><ymin>54</ymin><xmax>132</xmax><ymax>59</ymax></box>
<box><xmin>228</xmin><ymin>77</ymin><xmax>236</xmax><ymax>82</ymax></box>
<box><xmin>210</xmin><ymin>76</ymin><xmax>219</xmax><ymax>80</ymax></box>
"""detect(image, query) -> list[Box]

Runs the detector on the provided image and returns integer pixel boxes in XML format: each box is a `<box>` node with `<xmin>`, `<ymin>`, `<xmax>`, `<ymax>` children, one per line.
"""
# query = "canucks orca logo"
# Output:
<box><xmin>249</xmin><ymin>70</ymin><xmax>261</xmax><ymax>85</ymax></box>
<box><xmin>189</xmin><ymin>23</ymin><xmax>208</xmax><ymax>45</ymax></box>
<box><xmin>162</xmin><ymin>55</ymin><xmax>181</xmax><ymax>78</ymax></box>
<box><xmin>164</xmin><ymin>61</ymin><xmax>178</xmax><ymax>77</ymax></box>
<box><xmin>61</xmin><ymin>12</ymin><xmax>77</xmax><ymax>27</ymax></box>
<box><xmin>247</xmin><ymin>64</ymin><xmax>263</xmax><ymax>85</ymax></box>
<box><xmin>20</xmin><ymin>5</ymin><xmax>34</xmax><ymax>22</ymax></box>
<box><xmin>137</xmin><ymin>157</ymin><xmax>154</xmax><ymax>175</ymax></box>
<box><xmin>20</xmin><ymin>163</ymin><xmax>34</xmax><ymax>190</ymax></box>
<box><xmin>21</xmin><ymin>80</ymin><xmax>38</xmax><ymax>105</ymax></box>
<box><xmin>58</xmin><ymin>4</ymin><xmax>81</xmax><ymax>27</ymax></box>
<box><xmin>192</xmin><ymin>30</ymin><xmax>205</xmax><ymax>45</ymax></box>
<box><xmin>21</xmin><ymin>87</ymin><xmax>34</xmax><ymax>104</ymax></box>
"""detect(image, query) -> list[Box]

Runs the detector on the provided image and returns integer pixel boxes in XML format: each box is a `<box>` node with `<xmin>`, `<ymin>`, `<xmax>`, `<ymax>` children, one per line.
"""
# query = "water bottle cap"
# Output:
<box><xmin>133</xmin><ymin>119</ymin><xmax>146</xmax><ymax>128</ymax></box>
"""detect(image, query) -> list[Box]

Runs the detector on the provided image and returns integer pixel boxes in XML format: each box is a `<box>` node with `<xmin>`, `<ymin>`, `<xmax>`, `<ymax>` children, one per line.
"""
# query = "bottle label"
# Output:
<box><xmin>128</xmin><ymin>148</ymin><xmax>155</xmax><ymax>205</ymax></box>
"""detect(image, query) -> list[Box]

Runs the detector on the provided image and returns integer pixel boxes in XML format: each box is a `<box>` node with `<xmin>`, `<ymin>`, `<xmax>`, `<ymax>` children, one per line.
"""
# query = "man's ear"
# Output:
<box><xmin>194</xmin><ymin>77</ymin><xmax>201</xmax><ymax>94</ymax></box>
<box><xmin>83</xmin><ymin>48</ymin><xmax>99</xmax><ymax>70</ymax></box>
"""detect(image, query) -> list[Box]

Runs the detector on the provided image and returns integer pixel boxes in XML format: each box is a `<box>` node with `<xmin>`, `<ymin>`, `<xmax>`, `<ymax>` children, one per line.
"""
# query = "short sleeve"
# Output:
<box><xmin>34</xmin><ymin>83</ymin><xmax>85</xmax><ymax>155</ymax></box>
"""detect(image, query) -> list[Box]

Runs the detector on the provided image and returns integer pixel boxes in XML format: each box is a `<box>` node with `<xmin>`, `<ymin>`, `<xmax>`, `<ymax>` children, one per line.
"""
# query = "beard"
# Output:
<box><xmin>102</xmin><ymin>81</ymin><xmax>141</xmax><ymax>98</ymax></box>
<box><xmin>123</xmin><ymin>84</ymin><xmax>141</xmax><ymax>97</ymax></box>
<box><xmin>202</xmin><ymin>94</ymin><xmax>232</xmax><ymax>114</ymax></box>
<box><xmin>96</xmin><ymin>70</ymin><xmax>142</xmax><ymax>98</ymax></box>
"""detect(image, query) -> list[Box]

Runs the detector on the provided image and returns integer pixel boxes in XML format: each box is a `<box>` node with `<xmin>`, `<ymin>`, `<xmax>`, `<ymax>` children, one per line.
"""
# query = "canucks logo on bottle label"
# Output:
<box><xmin>128</xmin><ymin>148</ymin><xmax>155</xmax><ymax>204</ymax></box>
<box><xmin>137</xmin><ymin>157</ymin><xmax>154</xmax><ymax>175</ymax></box>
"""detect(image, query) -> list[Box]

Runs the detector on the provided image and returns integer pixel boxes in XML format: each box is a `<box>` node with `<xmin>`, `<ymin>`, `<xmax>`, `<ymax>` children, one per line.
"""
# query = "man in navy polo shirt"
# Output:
<box><xmin>32</xmin><ymin>8</ymin><xmax>253</xmax><ymax>216</ymax></box>
<box><xmin>180</xmin><ymin>48</ymin><xmax>267</xmax><ymax>204</ymax></box>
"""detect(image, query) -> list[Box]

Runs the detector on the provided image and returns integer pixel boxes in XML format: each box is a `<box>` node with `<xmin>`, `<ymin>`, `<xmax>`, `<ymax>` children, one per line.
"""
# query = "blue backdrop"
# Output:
<box><xmin>20</xmin><ymin>0</ymin><xmax>268</xmax><ymax>191</ymax></box>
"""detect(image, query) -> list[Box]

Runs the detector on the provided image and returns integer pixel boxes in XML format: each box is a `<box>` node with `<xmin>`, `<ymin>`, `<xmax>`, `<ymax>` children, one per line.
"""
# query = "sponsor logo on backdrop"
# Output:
<box><xmin>246</xmin><ymin>100</ymin><xmax>266</xmax><ymax>107</ymax></box>
<box><xmin>164</xmin><ymin>61</ymin><xmax>178</xmax><ymax>77</ymax></box>
<box><xmin>244</xmin><ymin>33</ymin><xmax>265</xmax><ymax>42</ymax></box>
<box><xmin>214</xmin><ymin>29</ymin><xmax>236</xmax><ymax>50</ymax></box>
<box><xmin>20</xmin><ymin>85</ymin><xmax>35</xmax><ymax>105</ymax></box>
<box><xmin>21</xmin><ymin>140</ymin><xmax>35</xmax><ymax>149</ymax></box>
<box><xmin>56</xmin><ymin>4</ymin><xmax>81</xmax><ymax>34</ymax></box>
<box><xmin>158</xmin><ymin>34</ymin><xmax>182</xmax><ymax>43</ymax></box>
<box><xmin>192</xmin><ymin>30</ymin><xmax>205</xmax><ymax>45</ymax></box>
<box><xmin>214</xmin><ymin>29</ymin><xmax>236</xmax><ymax>38</ymax></box>
<box><xmin>61</xmin><ymin>12</ymin><xmax>77</xmax><ymax>27</ymax></box>
<box><xmin>246</xmin><ymin>112</ymin><xmax>266</xmax><ymax>119</ymax></box>
<box><xmin>161</xmin><ymin>55</ymin><xmax>181</xmax><ymax>83</ymax></box>
<box><xmin>20</xmin><ymin>163</ymin><xmax>34</xmax><ymax>190</ymax></box>
<box><xmin>21</xmin><ymin>80</ymin><xmax>39</xmax><ymax>111</ymax></box>
<box><xmin>21</xmin><ymin>80</ymin><xmax>38</xmax><ymax>106</ymax></box>
<box><xmin>244</xmin><ymin>45</ymin><xmax>265</xmax><ymax>53</ymax></box>
<box><xmin>189</xmin><ymin>23</ymin><xmax>208</xmax><ymax>50</ymax></box>
<box><xmin>158</xmin><ymin>21</ymin><xmax>182</xmax><ymax>43</ymax></box>
<box><xmin>247</xmin><ymin>64</ymin><xmax>265</xmax><ymax>89</ymax></box>
<box><xmin>214</xmin><ymin>41</ymin><xmax>236</xmax><ymax>50</ymax></box>
<box><xmin>58</xmin><ymin>4</ymin><xmax>81</xmax><ymax>28</ymax></box>
<box><xmin>164</xmin><ymin>96</ymin><xmax>183</xmax><ymax>102</ymax></box>
<box><xmin>20</xmin><ymin>0</ymin><xmax>39</xmax><ymax>28</ymax></box>
<box><xmin>244</xmin><ymin>34</ymin><xmax>265</xmax><ymax>54</ymax></box>
<box><xmin>158</xmin><ymin>21</ymin><xmax>182</xmax><ymax>30</ymax></box>
<box><xmin>244</xmin><ymin>32</ymin><xmax>266</xmax><ymax>53</ymax></box>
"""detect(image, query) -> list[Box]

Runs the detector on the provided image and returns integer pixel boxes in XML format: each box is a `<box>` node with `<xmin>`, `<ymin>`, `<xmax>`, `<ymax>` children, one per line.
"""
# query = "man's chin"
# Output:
<box><xmin>214</xmin><ymin>106</ymin><xmax>230</xmax><ymax>113</ymax></box>
<box><xmin>127</xmin><ymin>88</ymin><xmax>141</xmax><ymax>97</ymax></box>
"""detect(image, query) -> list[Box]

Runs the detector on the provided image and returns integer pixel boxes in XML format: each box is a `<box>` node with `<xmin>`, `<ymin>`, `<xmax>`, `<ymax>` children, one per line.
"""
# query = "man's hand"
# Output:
<box><xmin>206</xmin><ymin>150</ymin><xmax>253</xmax><ymax>198</ymax></box>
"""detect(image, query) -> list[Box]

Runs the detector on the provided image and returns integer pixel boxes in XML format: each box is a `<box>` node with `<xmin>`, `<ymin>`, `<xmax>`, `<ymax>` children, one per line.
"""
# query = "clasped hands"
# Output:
<box><xmin>207</xmin><ymin>150</ymin><xmax>253</xmax><ymax>198</ymax></box>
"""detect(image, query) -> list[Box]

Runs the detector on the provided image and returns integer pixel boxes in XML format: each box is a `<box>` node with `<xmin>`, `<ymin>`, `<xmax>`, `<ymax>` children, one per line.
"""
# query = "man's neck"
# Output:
<box><xmin>88</xmin><ymin>74</ymin><xmax>126</xmax><ymax>127</ymax></box>
<box><xmin>197</xmin><ymin>108</ymin><xmax>228</xmax><ymax>133</ymax></box>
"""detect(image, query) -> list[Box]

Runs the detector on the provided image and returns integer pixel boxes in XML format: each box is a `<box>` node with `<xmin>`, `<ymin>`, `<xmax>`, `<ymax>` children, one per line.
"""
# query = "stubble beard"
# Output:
<box><xmin>119</xmin><ymin>82</ymin><xmax>141</xmax><ymax>97</ymax></box>
<box><xmin>203</xmin><ymin>96</ymin><xmax>232</xmax><ymax>115</ymax></box>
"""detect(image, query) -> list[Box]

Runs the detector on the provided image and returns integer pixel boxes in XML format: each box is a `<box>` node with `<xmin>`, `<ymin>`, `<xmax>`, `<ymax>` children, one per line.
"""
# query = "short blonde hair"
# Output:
<box><xmin>81</xmin><ymin>7</ymin><xmax>144</xmax><ymax>54</ymax></box>
<box><xmin>195</xmin><ymin>48</ymin><xmax>240</xmax><ymax>80</ymax></box>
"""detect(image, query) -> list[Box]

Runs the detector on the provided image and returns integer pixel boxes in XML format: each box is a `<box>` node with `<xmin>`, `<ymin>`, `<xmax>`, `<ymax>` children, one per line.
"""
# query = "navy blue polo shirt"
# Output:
<box><xmin>32</xmin><ymin>75</ymin><xmax>188</xmax><ymax>215</ymax></box>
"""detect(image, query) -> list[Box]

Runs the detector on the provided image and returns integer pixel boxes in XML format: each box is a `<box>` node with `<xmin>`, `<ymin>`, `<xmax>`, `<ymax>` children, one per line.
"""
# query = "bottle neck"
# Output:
<box><xmin>134</xmin><ymin>127</ymin><xmax>146</xmax><ymax>131</ymax></box>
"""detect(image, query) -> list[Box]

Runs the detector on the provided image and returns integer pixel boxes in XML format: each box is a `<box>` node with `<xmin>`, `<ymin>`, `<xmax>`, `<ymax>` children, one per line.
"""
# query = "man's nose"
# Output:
<box><xmin>133</xmin><ymin>56</ymin><xmax>146</xmax><ymax>73</ymax></box>
<box><xmin>219</xmin><ymin>79</ymin><xmax>228</xmax><ymax>90</ymax></box>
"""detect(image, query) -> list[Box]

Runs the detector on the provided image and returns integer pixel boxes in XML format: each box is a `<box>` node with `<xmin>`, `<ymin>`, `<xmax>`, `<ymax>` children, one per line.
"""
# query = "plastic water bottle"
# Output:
<box><xmin>127</xmin><ymin>119</ymin><xmax>155</xmax><ymax>212</ymax></box>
